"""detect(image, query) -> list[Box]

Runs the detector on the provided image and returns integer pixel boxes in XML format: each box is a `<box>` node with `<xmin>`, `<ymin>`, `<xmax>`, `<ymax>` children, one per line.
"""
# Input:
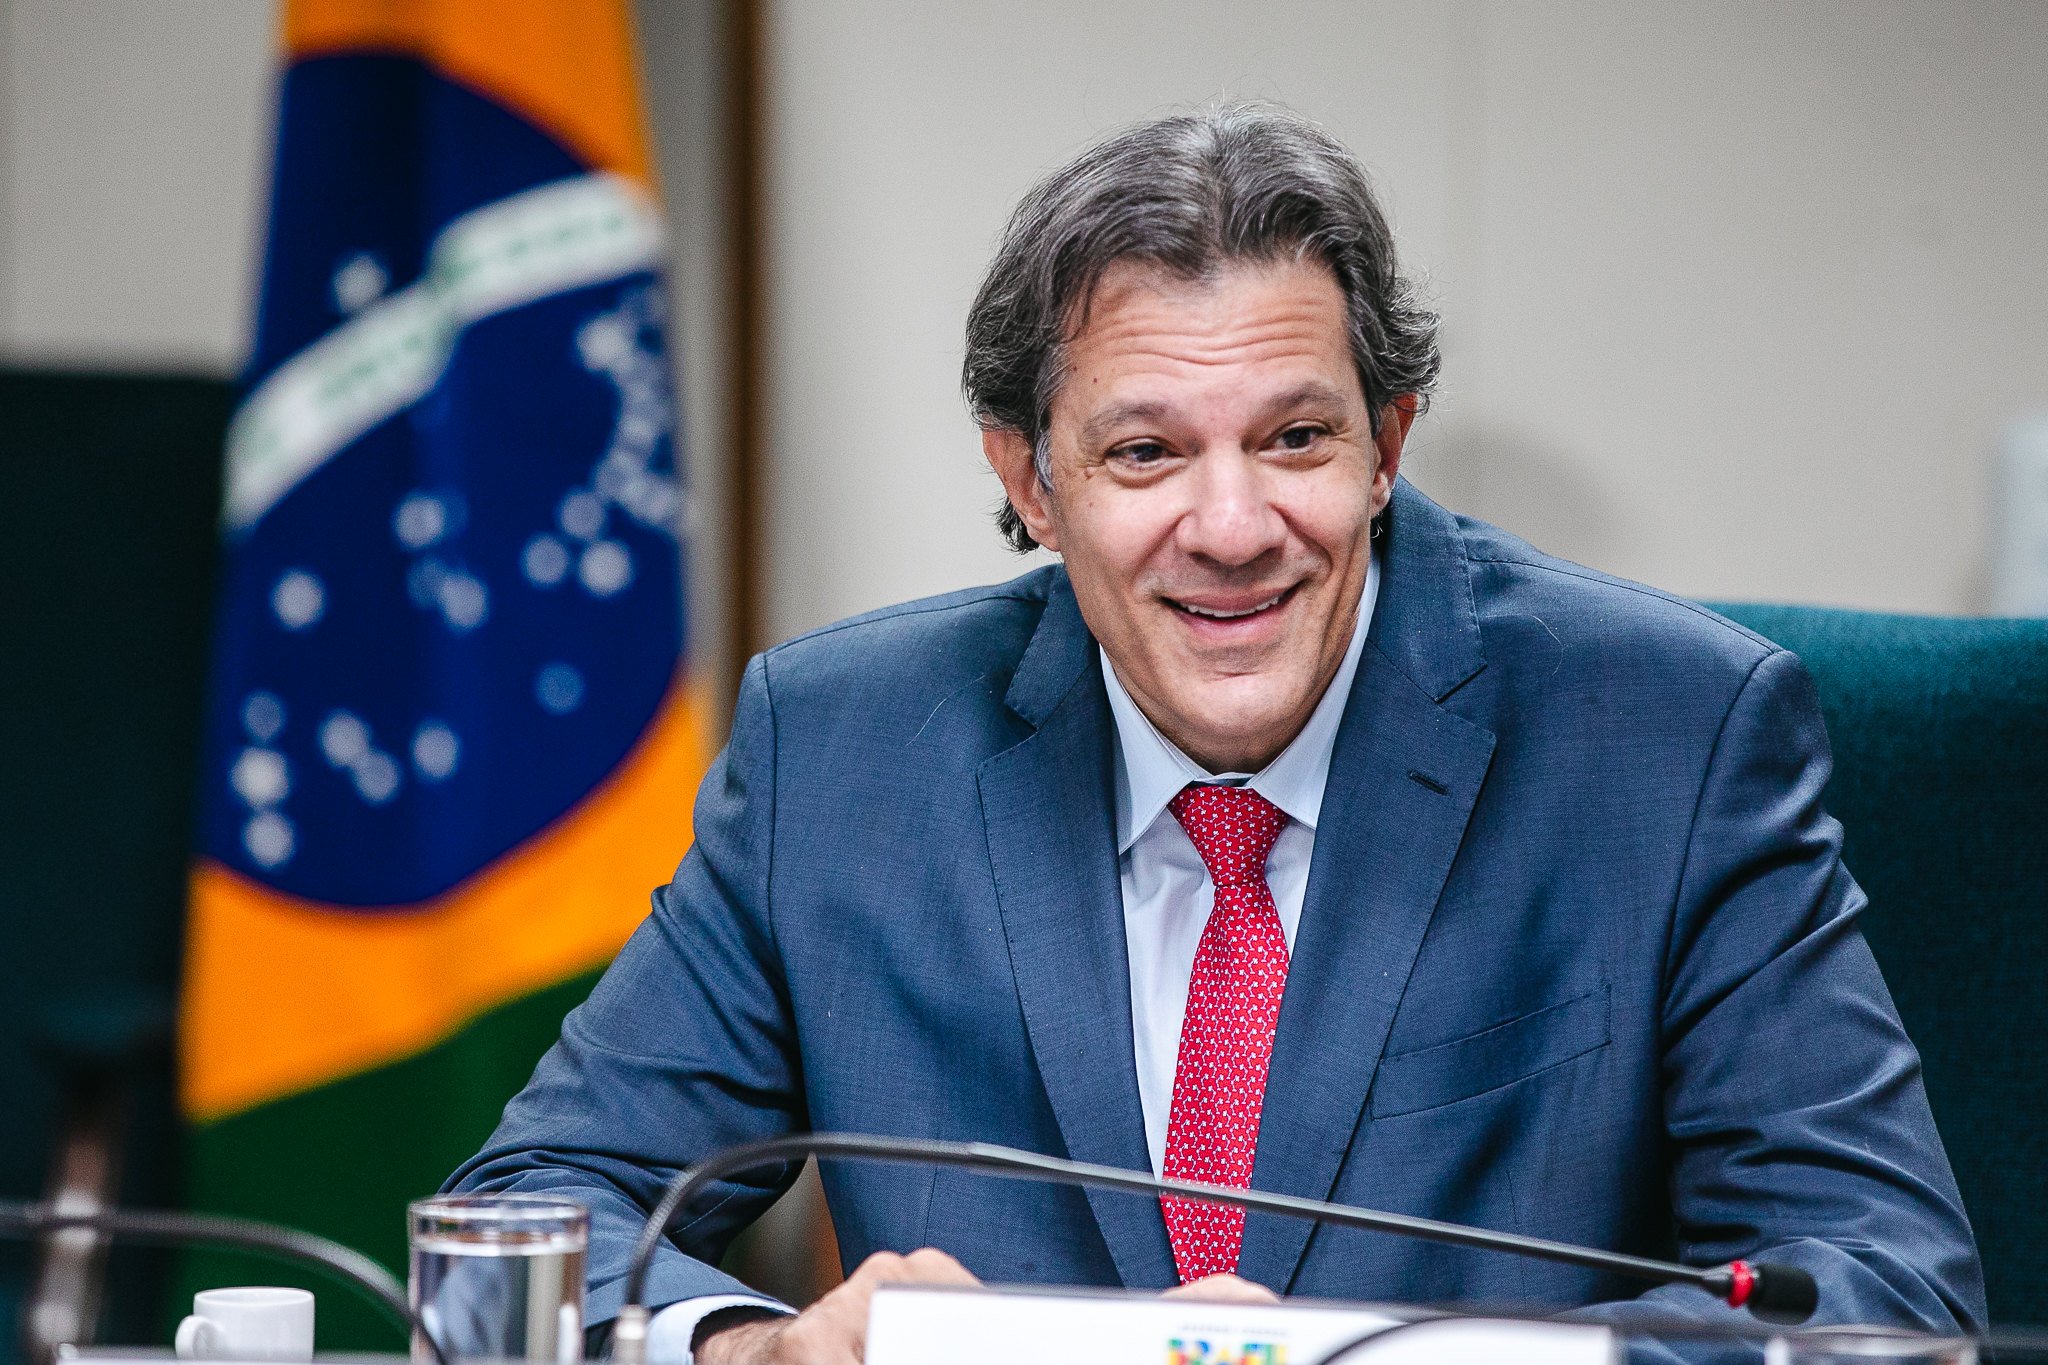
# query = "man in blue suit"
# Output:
<box><xmin>449</xmin><ymin>104</ymin><xmax>1983</xmax><ymax>1363</ymax></box>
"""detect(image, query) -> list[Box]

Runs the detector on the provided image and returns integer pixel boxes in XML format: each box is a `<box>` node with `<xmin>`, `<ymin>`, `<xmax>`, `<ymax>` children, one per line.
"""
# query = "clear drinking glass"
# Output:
<box><xmin>1776</xmin><ymin>1327</ymin><xmax>1977</xmax><ymax>1365</ymax></box>
<box><xmin>408</xmin><ymin>1194</ymin><xmax>589</xmax><ymax>1364</ymax></box>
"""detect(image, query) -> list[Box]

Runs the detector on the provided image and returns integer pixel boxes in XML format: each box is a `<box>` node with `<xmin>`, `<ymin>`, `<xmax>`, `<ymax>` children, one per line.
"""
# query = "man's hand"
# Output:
<box><xmin>1162</xmin><ymin>1274</ymin><xmax>1280</xmax><ymax>1305</ymax></box>
<box><xmin>694</xmin><ymin>1248</ymin><xmax>980</xmax><ymax>1365</ymax></box>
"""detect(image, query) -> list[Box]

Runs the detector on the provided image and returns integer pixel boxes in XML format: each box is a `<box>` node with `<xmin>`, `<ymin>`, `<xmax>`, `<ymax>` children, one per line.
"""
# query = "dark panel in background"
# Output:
<box><xmin>0</xmin><ymin>369</ymin><xmax>231</xmax><ymax>1356</ymax></box>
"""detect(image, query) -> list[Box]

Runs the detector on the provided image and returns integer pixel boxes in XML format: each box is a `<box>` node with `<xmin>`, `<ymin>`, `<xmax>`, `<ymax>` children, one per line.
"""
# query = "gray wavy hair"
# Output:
<box><xmin>963</xmin><ymin>100</ymin><xmax>1441</xmax><ymax>552</ymax></box>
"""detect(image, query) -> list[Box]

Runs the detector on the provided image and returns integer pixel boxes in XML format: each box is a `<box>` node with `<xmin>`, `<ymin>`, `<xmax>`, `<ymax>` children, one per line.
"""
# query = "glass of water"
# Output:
<box><xmin>1778</xmin><ymin>1327</ymin><xmax>1977</xmax><ymax>1365</ymax></box>
<box><xmin>409</xmin><ymin>1194</ymin><xmax>589</xmax><ymax>1364</ymax></box>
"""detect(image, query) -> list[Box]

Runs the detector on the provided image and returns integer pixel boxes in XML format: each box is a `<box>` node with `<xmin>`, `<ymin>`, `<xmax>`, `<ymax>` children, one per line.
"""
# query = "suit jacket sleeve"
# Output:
<box><xmin>1581</xmin><ymin>646</ymin><xmax>1986</xmax><ymax>1338</ymax></box>
<box><xmin>444</xmin><ymin>653</ymin><xmax>804</xmax><ymax>1329</ymax></box>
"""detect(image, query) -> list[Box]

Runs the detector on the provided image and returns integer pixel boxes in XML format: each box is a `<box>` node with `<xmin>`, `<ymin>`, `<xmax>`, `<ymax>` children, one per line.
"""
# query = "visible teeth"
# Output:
<box><xmin>1181</xmin><ymin>593</ymin><xmax>1284</xmax><ymax>620</ymax></box>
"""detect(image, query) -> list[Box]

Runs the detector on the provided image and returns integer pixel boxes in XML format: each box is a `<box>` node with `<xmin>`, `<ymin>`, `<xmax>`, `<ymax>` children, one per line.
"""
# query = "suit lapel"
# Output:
<box><xmin>1236</xmin><ymin>480</ymin><xmax>1499</xmax><ymax>1292</ymax></box>
<box><xmin>978</xmin><ymin>576</ymin><xmax>1177</xmax><ymax>1288</ymax></box>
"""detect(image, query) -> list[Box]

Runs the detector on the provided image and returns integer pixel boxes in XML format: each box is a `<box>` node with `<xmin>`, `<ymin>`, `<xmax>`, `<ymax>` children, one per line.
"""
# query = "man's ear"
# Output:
<box><xmin>1373</xmin><ymin>396</ymin><xmax>1416</xmax><ymax>512</ymax></box>
<box><xmin>982</xmin><ymin>428</ymin><xmax>1061</xmax><ymax>552</ymax></box>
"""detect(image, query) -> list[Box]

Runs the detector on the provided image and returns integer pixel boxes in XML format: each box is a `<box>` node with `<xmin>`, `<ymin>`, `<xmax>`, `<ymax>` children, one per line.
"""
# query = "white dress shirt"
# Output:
<box><xmin>1102</xmin><ymin>554</ymin><xmax>1378</xmax><ymax>1174</ymax></box>
<box><xmin>651</xmin><ymin>558</ymin><xmax>1379</xmax><ymax>1358</ymax></box>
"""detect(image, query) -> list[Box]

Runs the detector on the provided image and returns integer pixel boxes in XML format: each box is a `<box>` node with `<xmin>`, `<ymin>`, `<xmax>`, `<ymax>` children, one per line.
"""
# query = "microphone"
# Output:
<box><xmin>607</xmin><ymin>1132</ymin><xmax>1818</xmax><ymax>1362</ymax></box>
<box><xmin>0</xmin><ymin>1199</ymin><xmax>447</xmax><ymax>1365</ymax></box>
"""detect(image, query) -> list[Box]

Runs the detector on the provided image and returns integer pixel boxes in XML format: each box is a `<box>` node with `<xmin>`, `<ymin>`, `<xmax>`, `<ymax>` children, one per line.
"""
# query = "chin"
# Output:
<box><xmin>1173</xmin><ymin>689</ymin><xmax>1302</xmax><ymax>767</ymax></box>
<box><xmin>1190</xmin><ymin>668</ymin><xmax>1310</xmax><ymax>716</ymax></box>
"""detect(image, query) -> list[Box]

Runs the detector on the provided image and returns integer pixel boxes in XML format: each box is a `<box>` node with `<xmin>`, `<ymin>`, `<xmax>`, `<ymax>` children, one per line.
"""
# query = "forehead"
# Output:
<box><xmin>1056</xmin><ymin>257</ymin><xmax>1359</xmax><ymax>417</ymax></box>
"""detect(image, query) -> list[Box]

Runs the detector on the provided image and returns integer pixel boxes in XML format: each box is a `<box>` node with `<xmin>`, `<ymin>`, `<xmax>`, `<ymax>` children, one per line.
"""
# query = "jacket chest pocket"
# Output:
<box><xmin>1369</xmin><ymin>984</ymin><xmax>1611</xmax><ymax>1119</ymax></box>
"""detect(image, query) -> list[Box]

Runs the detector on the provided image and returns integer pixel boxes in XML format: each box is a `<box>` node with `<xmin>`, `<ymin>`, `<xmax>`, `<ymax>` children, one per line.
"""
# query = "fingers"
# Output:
<box><xmin>1161</xmin><ymin>1273</ymin><xmax>1281</xmax><ymax>1305</ymax></box>
<box><xmin>728</xmin><ymin>1249</ymin><xmax>983</xmax><ymax>1365</ymax></box>
<box><xmin>842</xmin><ymin>1248</ymin><xmax>981</xmax><ymax>1295</ymax></box>
<box><xmin>891</xmin><ymin>1248</ymin><xmax>983</xmax><ymax>1287</ymax></box>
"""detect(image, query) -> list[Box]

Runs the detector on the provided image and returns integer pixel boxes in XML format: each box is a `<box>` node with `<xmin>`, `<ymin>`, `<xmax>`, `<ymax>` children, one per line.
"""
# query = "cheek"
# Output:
<box><xmin>1280</xmin><ymin>485</ymin><xmax>1375</xmax><ymax>565</ymax></box>
<box><xmin>1059</xmin><ymin>482</ymin><xmax>1179</xmax><ymax>584</ymax></box>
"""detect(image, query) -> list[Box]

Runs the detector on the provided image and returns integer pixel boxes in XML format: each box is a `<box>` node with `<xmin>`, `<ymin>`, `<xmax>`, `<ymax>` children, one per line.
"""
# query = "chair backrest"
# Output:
<box><xmin>1710</xmin><ymin>603</ymin><xmax>2048</xmax><ymax>1327</ymax></box>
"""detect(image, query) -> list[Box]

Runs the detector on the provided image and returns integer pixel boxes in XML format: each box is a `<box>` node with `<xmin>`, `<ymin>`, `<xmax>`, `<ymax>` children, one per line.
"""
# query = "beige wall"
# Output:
<box><xmin>0</xmin><ymin>0</ymin><xmax>274</xmax><ymax>371</ymax></box>
<box><xmin>5</xmin><ymin>1</ymin><xmax>2045</xmax><ymax>642</ymax></box>
<box><xmin>760</xmin><ymin>0</ymin><xmax>2048</xmax><ymax>637</ymax></box>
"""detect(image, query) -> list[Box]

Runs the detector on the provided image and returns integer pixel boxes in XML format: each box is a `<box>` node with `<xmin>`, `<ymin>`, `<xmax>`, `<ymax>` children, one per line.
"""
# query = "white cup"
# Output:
<box><xmin>174</xmin><ymin>1286</ymin><xmax>315</xmax><ymax>1361</ymax></box>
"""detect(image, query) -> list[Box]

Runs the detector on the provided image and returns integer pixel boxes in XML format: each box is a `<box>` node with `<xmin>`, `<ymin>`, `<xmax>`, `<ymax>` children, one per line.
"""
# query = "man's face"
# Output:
<box><xmin>986</xmin><ymin>257</ymin><xmax>1409</xmax><ymax>774</ymax></box>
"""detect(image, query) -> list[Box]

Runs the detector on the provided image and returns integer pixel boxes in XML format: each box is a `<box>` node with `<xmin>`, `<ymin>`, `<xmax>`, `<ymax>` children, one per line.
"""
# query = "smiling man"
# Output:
<box><xmin>450</xmin><ymin>104</ymin><xmax>1984</xmax><ymax>1363</ymax></box>
<box><xmin>997</xmin><ymin>256</ymin><xmax>1393</xmax><ymax>779</ymax></box>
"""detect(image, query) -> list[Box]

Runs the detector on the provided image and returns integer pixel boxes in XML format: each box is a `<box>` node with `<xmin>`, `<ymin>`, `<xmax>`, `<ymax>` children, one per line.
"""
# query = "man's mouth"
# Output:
<box><xmin>1166</xmin><ymin>584</ymin><xmax>1298</xmax><ymax>622</ymax></box>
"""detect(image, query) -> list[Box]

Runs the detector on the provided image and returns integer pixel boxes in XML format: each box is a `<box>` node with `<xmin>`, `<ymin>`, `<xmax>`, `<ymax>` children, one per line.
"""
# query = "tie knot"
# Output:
<box><xmin>1168</xmin><ymin>783</ymin><xmax>1286</xmax><ymax>888</ymax></box>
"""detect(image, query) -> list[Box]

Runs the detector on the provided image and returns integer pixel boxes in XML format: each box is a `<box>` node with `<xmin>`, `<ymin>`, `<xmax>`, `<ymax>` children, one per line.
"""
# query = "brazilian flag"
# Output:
<box><xmin>179</xmin><ymin>1</ymin><xmax>710</xmax><ymax>1348</ymax></box>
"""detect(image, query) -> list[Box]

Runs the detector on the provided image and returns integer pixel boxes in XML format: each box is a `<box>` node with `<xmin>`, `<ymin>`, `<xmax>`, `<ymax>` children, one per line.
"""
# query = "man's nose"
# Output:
<box><xmin>1175</xmin><ymin>449</ymin><xmax>1287</xmax><ymax>567</ymax></box>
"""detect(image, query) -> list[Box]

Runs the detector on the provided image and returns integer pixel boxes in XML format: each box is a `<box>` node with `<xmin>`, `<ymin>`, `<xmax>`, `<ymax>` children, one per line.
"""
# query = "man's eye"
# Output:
<box><xmin>1276</xmin><ymin>425</ymin><xmax>1324</xmax><ymax>451</ymax></box>
<box><xmin>1113</xmin><ymin>441</ymin><xmax>1170</xmax><ymax>465</ymax></box>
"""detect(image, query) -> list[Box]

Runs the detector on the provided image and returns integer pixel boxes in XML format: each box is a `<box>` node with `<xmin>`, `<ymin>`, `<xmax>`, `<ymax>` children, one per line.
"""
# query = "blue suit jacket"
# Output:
<box><xmin>450</xmin><ymin>481</ymin><xmax>1984</xmax><ymax>1335</ymax></box>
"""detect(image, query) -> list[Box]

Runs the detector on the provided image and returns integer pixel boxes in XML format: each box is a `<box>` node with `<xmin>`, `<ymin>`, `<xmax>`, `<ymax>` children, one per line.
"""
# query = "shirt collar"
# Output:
<box><xmin>1101</xmin><ymin>552</ymin><xmax>1379</xmax><ymax>854</ymax></box>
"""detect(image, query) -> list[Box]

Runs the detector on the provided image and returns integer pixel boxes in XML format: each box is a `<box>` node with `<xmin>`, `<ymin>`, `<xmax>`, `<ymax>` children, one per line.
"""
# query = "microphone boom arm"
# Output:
<box><xmin>611</xmin><ymin>1133</ymin><xmax>1817</xmax><ymax>1362</ymax></box>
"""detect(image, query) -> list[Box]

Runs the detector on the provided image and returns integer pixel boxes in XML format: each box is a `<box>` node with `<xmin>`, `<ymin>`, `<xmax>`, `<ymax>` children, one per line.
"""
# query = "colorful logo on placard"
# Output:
<box><xmin>1167</xmin><ymin>1339</ymin><xmax>1288</xmax><ymax>1365</ymax></box>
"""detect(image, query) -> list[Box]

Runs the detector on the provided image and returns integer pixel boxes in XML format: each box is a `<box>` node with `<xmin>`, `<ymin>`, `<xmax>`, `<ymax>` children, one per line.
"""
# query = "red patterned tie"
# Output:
<box><xmin>1160</xmin><ymin>782</ymin><xmax>1291</xmax><ymax>1282</ymax></box>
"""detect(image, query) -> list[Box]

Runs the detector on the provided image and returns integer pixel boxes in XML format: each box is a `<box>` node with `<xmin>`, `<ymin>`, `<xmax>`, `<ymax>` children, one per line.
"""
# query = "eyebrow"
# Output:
<box><xmin>1259</xmin><ymin>381</ymin><xmax>1354</xmax><ymax>421</ymax></box>
<box><xmin>1075</xmin><ymin>381</ymin><xmax>1355</xmax><ymax>449</ymax></box>
<box><xmin>1077</xmin><ymin>401</ymin><xmax>1174</xmax><ymax>450</ymax></box>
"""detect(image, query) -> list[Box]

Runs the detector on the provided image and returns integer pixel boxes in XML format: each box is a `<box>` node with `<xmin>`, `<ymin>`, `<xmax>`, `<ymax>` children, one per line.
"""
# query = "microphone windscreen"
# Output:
<box><xmin>1747</xmin><ymin>1264</ymin><xmax>1819</xmax><ymax>1324</ymax></box>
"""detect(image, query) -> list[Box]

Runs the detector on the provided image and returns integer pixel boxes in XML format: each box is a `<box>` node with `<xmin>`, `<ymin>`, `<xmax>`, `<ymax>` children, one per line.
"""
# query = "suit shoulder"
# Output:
<box><xmin>757</xmin><ymin>564</ymin><xmax>1056</xmax><ymax>704</ymax></box>
<box><xmin>1455</xmin><ymin>517</ymin><xmax>1780</xmax><ymax>683</ymax></box>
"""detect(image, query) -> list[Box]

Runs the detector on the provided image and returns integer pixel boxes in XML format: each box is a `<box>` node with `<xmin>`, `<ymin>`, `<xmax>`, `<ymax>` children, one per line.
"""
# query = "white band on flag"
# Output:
<box><xmin>223</xmin><ymin>171</ymin><xmax>663</xmax><ymax>533</ymax></box>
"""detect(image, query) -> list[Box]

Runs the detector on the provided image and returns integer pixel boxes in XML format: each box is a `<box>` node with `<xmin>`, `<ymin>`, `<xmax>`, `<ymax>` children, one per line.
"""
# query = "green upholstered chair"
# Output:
<box><xmin>1709</xmin><ymin>604</ymin><xmax>2048</xmax><ymax>1327</ymax></box>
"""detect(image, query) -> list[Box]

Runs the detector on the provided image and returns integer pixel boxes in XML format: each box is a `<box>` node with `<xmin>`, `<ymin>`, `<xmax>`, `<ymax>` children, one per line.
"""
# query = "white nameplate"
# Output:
<box><xmin>866</xmin><ymin>1284</ymin><xmax>1610</xmax><ymax>1365</ymax></box>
